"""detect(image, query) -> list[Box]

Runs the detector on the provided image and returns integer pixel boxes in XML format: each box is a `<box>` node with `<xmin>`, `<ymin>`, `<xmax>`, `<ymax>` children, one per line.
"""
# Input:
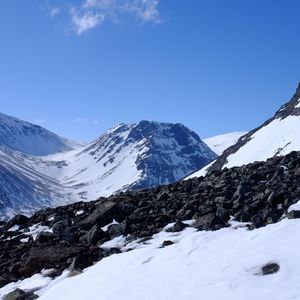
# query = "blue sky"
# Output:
<box><xmin>1</xmin><ymin>0</ymin><xmax>300</xmax><ymax>142</ymax></box>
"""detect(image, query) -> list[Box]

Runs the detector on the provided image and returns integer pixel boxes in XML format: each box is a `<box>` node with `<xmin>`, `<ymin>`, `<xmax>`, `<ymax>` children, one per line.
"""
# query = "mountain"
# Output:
<box><xmin>0</xmin><ymin>146</ymin><xmax>71</xmax><ymax>219</ymax></box>
<box><xmin>0</xmin><ymin>120</ymin><xmax>217</xmax><ymax>219</ymax></box>
<box><xmin>0</xmin><ymin>113</ymin><xmax>81</xmax><ymax>156</ymax></box>
<box><xmin>1</xmin><ymin>150</ymin><xmax>300</xmax><ymax>299</ymax></box>
<box><xmin>203</xmin><ymin>132</ymin><xmax>247</xmax><ymax>155</ymax></box>
<box><xmin>188</xmin><ymin>83</ymin><xmax>300</xmax><ymax>177</ymax></box>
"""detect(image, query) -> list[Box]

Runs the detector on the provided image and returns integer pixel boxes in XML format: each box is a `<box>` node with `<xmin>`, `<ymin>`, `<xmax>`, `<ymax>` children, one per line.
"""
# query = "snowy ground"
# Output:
<box><xmin>2</xmin><ymin>215</ymin><xmax>300</xmax><ymax>300</ymax></box>
<box><xmin>204</xmin><ymin>132</ymin><xmax>247</xmax><ymax>155</ymax></box>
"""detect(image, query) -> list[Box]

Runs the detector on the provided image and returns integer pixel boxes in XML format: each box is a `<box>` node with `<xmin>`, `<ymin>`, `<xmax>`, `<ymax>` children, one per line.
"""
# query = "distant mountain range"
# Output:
<box><xmin>0</xmin><ymin>117</ymin><xmax>216</xmax><ymax>219</ymax></box>
<box><xmin>2</xmin><ymin>84</ymin><xmax>300</xmax><ymax>219</ymax></box>
<box><xmin>0</xmin><ymin>113</ymin><xmax>81</xmax><ymax>156</ymax></box>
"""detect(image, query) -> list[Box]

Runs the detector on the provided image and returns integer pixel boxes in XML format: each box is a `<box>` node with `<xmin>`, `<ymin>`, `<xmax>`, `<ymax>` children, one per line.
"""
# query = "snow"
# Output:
<box><xmin>204</xmin><ymin>132</ymin><xmax>247</xmax><ymax>155</ymax></box>
<box><xmin>101</xmin><ymin>220</ymin><xmax>119</xmax><ymax>232</ymax></box>
<box><xmin>185</xmin><ymin>160</ymin><xmax>215</xmax><ymax>179</ymax></box>
<box><xmin>0</xmin><ymin>121</ymin><xmax>216</xmax><ymax>219</ymax></box>
<box><xmin>225</xmin><ymin>116</ymin><xmax>300</xmax><ymax>168</ymax></box>
<box><xmin>7</xmin><ymin>225</ymin><xmax>19</xmax><ymax>232</ymax></box>
<box><xmin>0</xmin><ymin>271</ymin><xmax>70</xmax><ymax>299</ymax></box>
<box><xmin>288</xmin><ymin>199</ymin><xmax>300</xmax><ymax>212</ymax></box>
<box><xmin>100</xmin><ymin>236</ymin><xmax>126</xmax><ymax>249</ymax></box>
<box><xmin>0</xmin><ymin>215</ymin><xmax>294</xmax><ymax>300</ymax></box>
<box><xmin>25</xmin><ymin>224</ymin><xmax>52</xmax><ymax>241</ymax></box>
<box><xmin>0</xmin><ymin>113</ymin><xmax>81</xmax><ymax>156</ymax></box>
<box><xmin>295</xmin><ymin>99</ymin><xmax>300</xmax><ymax>108</ymax></box>
<box><xmin>75</xmin><ymin>210</ymin><xmax>84</xmax><ymax>216</ymax></box>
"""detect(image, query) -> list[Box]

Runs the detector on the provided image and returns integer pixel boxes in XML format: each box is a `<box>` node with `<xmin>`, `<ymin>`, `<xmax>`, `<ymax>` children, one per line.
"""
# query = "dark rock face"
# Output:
<box><xmin>1</xmin><ymin>151</ymin><xmax>300</xmax><ymax>288</ymax></box>
<box><xmin>261</xmin><ymin>263</ymin><xmax>280</xmax><ymax>275</ymax></box>
<box><xmin>3</xmin><ymin>288</ymin><xmax>38</xmax><ymax>300</ymax></box>
<box><xmin>161</xmin><ymin>241</ymin><xmax>174</xmax><ymax>247</ymax></box>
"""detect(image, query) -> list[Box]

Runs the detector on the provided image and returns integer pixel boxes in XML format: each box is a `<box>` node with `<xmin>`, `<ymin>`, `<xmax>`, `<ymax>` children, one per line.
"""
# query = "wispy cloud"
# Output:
<box><xmin>49</xmin><ymin>6</ymin><xmax>60</xmax><ymax>17</ymax></box>
<box><xmin>75</xmin><ymin>117</ymin><xmax>102</xmax><ymax>125</ymax></box>
<box><xmin>47</xmin><ymin>0</ymin><xmax>162</xmax><ymax>35</ymax></box>
<box><xmin>70</xmin><ymin>8</ymin><xmax>105</xmax><ymax>35</ymax></box>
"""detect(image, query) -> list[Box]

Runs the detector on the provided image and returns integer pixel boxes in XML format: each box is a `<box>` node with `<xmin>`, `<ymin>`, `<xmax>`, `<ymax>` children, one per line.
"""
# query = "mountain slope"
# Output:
<box><xmin>204</xmin><ymin>132</ymin><xmax>247</xmax><ymax>155</ymax></box>
<box><xmin>189</xmin><ymin>83</ymin><xmax>300</xmax><ymax>177</ymax></box>
<box><xmin>0</xmin><ymin>113</ymin><xmax>81</xmax><ymax>156</ymax></box>
<box><xmin>48</xmin><ymin>121</ymin><xmax>217</xmax><ymax>200</ymax></box>
<box><xmin>0</xmin><ymin>120</ymin><xmax>216</xmax><ymax>219</ymax></box>
<box><xmin>0</xmin><ymin>146</ymin><xmax>71</xmax><ymax>219</ymax></box>
<box><xmin>1</xmin><ymin>150</ymin><xmax>300</xmax><ymax>299</ymax></box>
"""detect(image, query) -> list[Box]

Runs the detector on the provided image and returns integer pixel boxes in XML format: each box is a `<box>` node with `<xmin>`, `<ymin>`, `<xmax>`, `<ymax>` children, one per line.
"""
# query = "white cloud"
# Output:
<box><xmin>70</xmin><ymin>8</ymin><xmax>105</xmax><ymax>35</ymax></box>
<box><xmin>75</xmin><ymin>118</ymin><xmax>102</xmax><ymax>125</ymax></box>
<box><xmin>68</xmin><ymin>0</ymin><xmax>161</xmax><ymax>35</ymax></box>
<box><xmin>49</xmin><ymin>7</ymin><xmax>60</xmax><ymax>17</ymax></box>
<box><xmin>75</xmin><ymin>117</ymin><xmax>90</xmax><ymax>123</ymax></box>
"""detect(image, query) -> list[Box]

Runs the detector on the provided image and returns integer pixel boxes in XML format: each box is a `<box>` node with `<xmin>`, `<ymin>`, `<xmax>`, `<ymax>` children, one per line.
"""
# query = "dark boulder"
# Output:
<box><xmin>166</xmin><ymin>221</ymin><xmax>189</xmax><ymax>232</ymax></box>
<box><xmin>80</xmin><ymin>224</ymin><xmax>107</xmax><ymax>245</ymax></box>
<box><xmin>108</xmin><ymin>223</ymin><xmax>126</xmax><ymax>239</ymax></box>
<box><xmin>261</xmin><ymin>263</ymin><xmax>280</xmax><ymax>275</ymax></box>
<box><xmin>3</xmin><ymin>288</ymin><xmax>38</xmax><ymax>300</ymax></box>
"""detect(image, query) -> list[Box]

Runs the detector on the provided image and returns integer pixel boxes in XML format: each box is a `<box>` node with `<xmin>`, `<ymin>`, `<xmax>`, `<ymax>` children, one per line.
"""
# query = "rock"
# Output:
<box><xmin>6</xmin><ymin>215</ymin><xmax>29</xmax><ymax>229</ymax></box>
<box><xmin>68</xmin><ymin>252</ymin><xmax>100</xmax><ymax>272</ymax></box>
<box><xmin>161</xmin><ymin>240</ymin><xmax>174</xmax><ymax>247</ymax></box>
<box><xmin>80</xmin><ymin>224</ymin><xmax>107</xmax><ymax>245</ymax></box>
<box><xmin>36</xmin><ymin>231</ymin><xmax>56</xmax><ymax>243</ymax></box>
<box><xmin>82</xmin><ymin>200</ymin><xmax>134</xmax><ymax>227</ymax></box>
<box><xmin>157</xmin><ymin>191</ymin><xmax>170</xmax><ymax>201</ymax></box>
<box><xmin>166</xmin><ymin>221</ymin><xmax>188</xmax><ymax>232</ymax></box>
<box><xmin>261</xmin><ymin>263</ymin><xmax>280</xmax><ymax>275</ymax></box>
<box><xmin>18</xmin><ymin>246</ymin><xmax>85</xmax><ymax>277</ymax></box>
<box><xmin>194</xmin><ymin>213</ymin><xmax>223</xmax><ymax>231</ymax></box>
<box><xmin>287</xmin><ymin>210</ymin><xmax>300</xmax><ymax>219</ymax></box>
<box><xmin>52</xmin><ymin>220</ymin><xmax>70</xmax><ymax>236</ymax></box>
<box><xmin>108</xmin><ymin>223</ymin><xmax>126</xmax><ymax>239</ymax></box>
<box><xmin>3</xmin><ymin>288</ymin><xmax>38</xmax><ymax>300</ymax></box>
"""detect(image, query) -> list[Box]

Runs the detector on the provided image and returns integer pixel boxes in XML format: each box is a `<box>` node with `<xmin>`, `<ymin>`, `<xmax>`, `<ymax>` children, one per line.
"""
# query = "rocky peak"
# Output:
<box><xmin>275</xmin><ymin>82</ymin><xmax>300</xmax><ymax>119</ymax></box>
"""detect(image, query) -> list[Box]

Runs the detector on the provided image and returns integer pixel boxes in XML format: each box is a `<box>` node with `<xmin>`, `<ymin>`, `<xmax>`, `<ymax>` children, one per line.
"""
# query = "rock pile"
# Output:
<box><xmin>1</xmin><ymin>151</ymin><xmax>300</xmax><ymax>288</ymax></box>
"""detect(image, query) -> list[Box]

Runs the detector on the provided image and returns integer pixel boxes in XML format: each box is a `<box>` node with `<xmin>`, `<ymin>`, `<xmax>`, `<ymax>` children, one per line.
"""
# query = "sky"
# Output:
<box><xmin>0</xmin><ymin>0</ymin><xmax>300</xmax><ymax>142</ymax></box>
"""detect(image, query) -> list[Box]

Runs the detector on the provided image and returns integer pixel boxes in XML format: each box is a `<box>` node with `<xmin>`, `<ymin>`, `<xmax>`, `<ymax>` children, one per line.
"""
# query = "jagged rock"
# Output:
<box><xmin>161</xmin><ymin>240</ymin><xmax>174</xmax><ymax>247</ymax></box>
<box><xmin>3</xmin><ymin>288</ymin><xmax>38</xmax><ymax>300</ymax></box>
<box><xmin>194</xmin><ymin>213</ymin><xmax>225</xmax><ymax>231</ymax></box>
<box><xmin>108</xmin><ymin>223</ymin><xmax>126</xmax><ymax>239</ymax></box>
<box><xmin>82</xmin><ymin>201</ymin><xmax>133</xmax><ymax>227</ymax></box>
<box><xmin>166</xmin><ymin>221</ymin><xmax>189</xmax><ymax>232</ymax></box>
<box><xmin>17</xmin><ymin>246</ymin><xmax>85</xmax><ymax>277</ymax></box>
<box><xmin>261</xmin><ymin>263</ymin><xmax>280</xmax><ymax>275</ymax></box>
<box><xmin>287</xmin><ymin>210</ymin><xmax>300</xmax><ymax>219</ymax></box>
<box><xmin>6</xmin><ymin>215</ymin><xmax>29</xmax><ymax>229</ymax></box>
<box><xmin>36</xmin><ymin>231</ymin><xmax>56</xmax><ymax>244</ymax></box>
<box><xmin>80</xmin><ymin>225</ymin><xmax>107</xmax><ymax>245</ymax></box>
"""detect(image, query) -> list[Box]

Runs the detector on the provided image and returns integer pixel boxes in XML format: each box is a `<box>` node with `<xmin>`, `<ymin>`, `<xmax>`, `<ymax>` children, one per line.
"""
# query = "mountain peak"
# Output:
<box><xmin>0</xmin><ymin>112</ymin><xmax>80</xmax><ymax>156</ymax></box>
<box><xmin>275</xmin><ymin>84</ymin><xmax>300</xmax><ymax>119</ymax></box>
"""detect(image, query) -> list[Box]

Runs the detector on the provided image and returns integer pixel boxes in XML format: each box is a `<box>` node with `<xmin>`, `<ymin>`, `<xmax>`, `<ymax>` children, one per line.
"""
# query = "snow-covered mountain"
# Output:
<box><xmin>188</xmin><ymin>83</ymin><xmax>300</xmax><ymax>177</ymax></box>
<box><xmin>0</xmin><ymin>120</ymin><xmax>216</xmax><ymax>219</ymax></box>
<box><xmin>0</xmin><ymin>113</ymin><xmax>81</xmax><ymax>156</ymax></box>
<box><xmin>204</xmin><ymin>132</ymin><xmax>247</xmax><ymax>155</ymax></box>
<box><xmin>0</xmin><ymin>146</ymin><xmax>71</xmax><ymax>219</ymax></box>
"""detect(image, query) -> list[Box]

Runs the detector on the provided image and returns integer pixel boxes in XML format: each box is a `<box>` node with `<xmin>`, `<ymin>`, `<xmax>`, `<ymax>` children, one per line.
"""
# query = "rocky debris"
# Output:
<box><xmin>3</xmin><ymin>288</ymin><xmax>38</xmax><ymax>300</ymax></box>
<box><xmin>261</xmin><ymin>263</ymin><xmax>280</xmax><ymax>275</ymax></box>
<box><xmin>287</xmin><ymin>210</ymin><xmax>300</xmax><ymax>219</ymax></box>
<box><xmin>1</xmin><ymin>151</ymin><xmax>300</xmax><ymax>288</ymax></box>
<box><xmin>166</xmin><ymin>221</ymin><xmax>189</xmax><ymax>233</ymax></box>
<box><xmin>161</xmin><ymin>241</ymin><xmax>174</xmax><ymax>247</ymax></box>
